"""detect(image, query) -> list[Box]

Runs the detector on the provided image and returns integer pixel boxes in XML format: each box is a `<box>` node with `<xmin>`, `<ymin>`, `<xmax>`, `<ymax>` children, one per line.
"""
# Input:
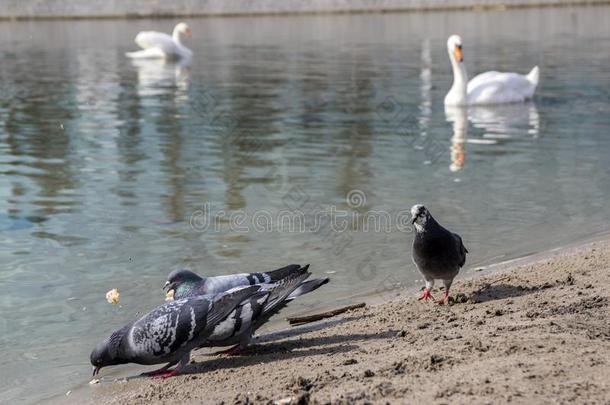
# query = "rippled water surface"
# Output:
<box><xmin>1</xmin><ymin>6</ymin><xmax>610</xmax><ymax>403</ymax></box>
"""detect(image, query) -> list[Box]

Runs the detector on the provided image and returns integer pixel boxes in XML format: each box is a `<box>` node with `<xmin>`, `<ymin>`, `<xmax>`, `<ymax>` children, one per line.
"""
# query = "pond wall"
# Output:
<box><xmin>0</xmin><ymin>0</ymin><xmax>608</xmax><ymax>19</ymax></box>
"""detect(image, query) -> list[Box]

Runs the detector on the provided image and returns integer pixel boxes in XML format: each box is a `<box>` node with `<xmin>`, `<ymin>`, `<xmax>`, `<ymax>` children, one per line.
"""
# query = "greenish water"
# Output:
<box><xmin>1</xmin><ymin>6</ymin><xmax>609</xmax><ymax>403</ymax></box>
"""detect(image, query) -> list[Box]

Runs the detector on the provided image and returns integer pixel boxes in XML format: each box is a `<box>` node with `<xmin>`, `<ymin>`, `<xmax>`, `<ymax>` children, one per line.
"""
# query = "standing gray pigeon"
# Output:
<box><xmin>165</xmin><ymin>264</ymin><xmax>329</xmax><ymax>355</ymax></box>
<box><xmin>162</xmin><ymin>264</ymin><xmax>322</xmax><ymax>298</ymax></box>
<box><xmin>410</xmin><ymin>204</ymin><xmax>468</xmax><ymax>304</ymax></box>
<box><xmin>90</xmin><ymin>285</ymin><xmax>261</xmax><ymax>379</ymax></box>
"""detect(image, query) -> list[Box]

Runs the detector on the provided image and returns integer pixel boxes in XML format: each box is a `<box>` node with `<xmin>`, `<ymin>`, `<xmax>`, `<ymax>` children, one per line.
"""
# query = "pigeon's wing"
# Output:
<box><xmin>265</xmin><ymin>264</ymin><xmax>309</xmax><ymax>283</ymax></box>
<box><xmin>201</xmin><ymin>264</ymin><xmax>309</xmax><ymax>295</ymax></box>
<box><xmin>255</xmin><ymin>267</ymin><xmax>312</xmax><ymax>325</ymax></box>
<box><xmin>287</xmin><ymin>277</ymin><xmax>329</xmax><ymax>300</ymax></box>
<box><xmin>207</xmin><ymin>267</ymin><xmax>318</xmax><ymax>344</ymax></box>
<box><xmin>453</xmin><ymin>233</ymin><xmax>468</xmax><ymax>267</ymax></box>
<box><xmin>207</xmin><ymin>291</ymin><xmax>269</xmax><ymax>342</ymax></box>
<box><xmin>205</xmin><ymin>285</ymin><xmax>262</xmax><ymax>330</ymax></box>
<box><xmin>127</xmin><ymin>296</ymin><xmax>214</xmax><ymax>360</ymax></box>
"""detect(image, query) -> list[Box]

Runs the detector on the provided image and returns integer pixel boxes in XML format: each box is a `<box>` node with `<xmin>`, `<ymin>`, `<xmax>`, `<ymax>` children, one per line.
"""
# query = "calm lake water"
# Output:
<box><xmin>1</xmin><ymin>5</ymin><xmax>610</xmax><ymax>403</ymax></box>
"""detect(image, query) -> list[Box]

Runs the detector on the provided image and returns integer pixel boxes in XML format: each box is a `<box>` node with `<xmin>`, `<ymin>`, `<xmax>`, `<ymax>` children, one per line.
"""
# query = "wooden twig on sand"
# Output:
<box><xmin>486</xmin><ymin>275</ymin><xmax>511</xmax><ymax>286</ymax></box>
<box><xmin>287</xmin><ymin>302</ymin><xmax>366</xmax><ymax>326</ymax></box>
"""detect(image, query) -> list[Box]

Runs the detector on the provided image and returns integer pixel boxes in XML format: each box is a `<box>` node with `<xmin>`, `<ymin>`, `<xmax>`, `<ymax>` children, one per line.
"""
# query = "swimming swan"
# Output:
<box><xmin>444</xmin><ymin>35</ymin><xmax>539</xmax><ymax>106</ymax></box>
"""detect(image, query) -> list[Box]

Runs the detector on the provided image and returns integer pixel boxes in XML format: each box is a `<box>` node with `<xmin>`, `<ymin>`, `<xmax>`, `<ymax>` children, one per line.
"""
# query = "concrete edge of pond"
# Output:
<box><xmin>1</xmin><ymin>0</ymin><xmax>610</xmax><ymax>21</ymax></box>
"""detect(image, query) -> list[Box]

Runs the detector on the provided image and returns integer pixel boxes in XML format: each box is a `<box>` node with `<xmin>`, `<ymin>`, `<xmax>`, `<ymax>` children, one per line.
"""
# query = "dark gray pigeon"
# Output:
<box><xmin>90</xmin><ymin>285</ymin><xmax>261</xmax><ymax>379</ymax></box>
<box><xmin>163</xmin><ymin>264</ymin><xmax>323</xmax><ymax>298</ymax></box>
<box><xmin>165</xmin><ymin>264</ymin><xmax>329</xmax><ymax>355</ymax></box>
<box><xmin>410</xmin><ymin>204</ymin><xmax>468</xmax><ymax>304</ymax></box>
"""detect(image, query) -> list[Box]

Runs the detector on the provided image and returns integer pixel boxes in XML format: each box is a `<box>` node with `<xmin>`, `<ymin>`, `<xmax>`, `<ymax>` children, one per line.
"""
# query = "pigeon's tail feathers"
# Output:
<box><xmin>453</xmin><ymin>233</ymin><xmax>468</xmax><ymax>267</ymax></box>
<box><xmin>287</xmin><ymin>277</ymin><xmax>329</xmax><ymax>300</ymax></box>
<box><xmin>260</xmin><ymin>270</ymin><xmax>311</xmax><ymax>316</ymax></box>
<box><xmin>206</xmin><ymin>285</ymin><xmax>261</xmax><ymax>330</ymax></box>
<box><xmin>265</xmin><ymin>264</ymin><xmax>310</xmax><ymax>283</ymax></box>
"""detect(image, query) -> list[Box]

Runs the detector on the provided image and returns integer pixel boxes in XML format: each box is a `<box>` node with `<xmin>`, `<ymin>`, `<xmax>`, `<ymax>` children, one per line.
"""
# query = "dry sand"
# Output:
<box><xmin>83</xmin><ymin>238</ymin><xmax>610</xmax><ymax>404</ymax></box>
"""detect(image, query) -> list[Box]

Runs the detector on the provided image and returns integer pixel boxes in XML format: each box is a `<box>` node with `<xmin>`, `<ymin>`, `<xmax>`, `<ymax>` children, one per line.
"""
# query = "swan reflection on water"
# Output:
<box><xmin>131</xmin><ymin>57</ymin><xmax>191</xmax><ymax>99</ymax></box>
<box><xmin>444</xmin><ymin>106</ymin><xmax>468</xmax><ymax>172</ymax></box>
<box><xmin>444</xmin><ymin>102</ymin><xmax>540</xmax><ymax>172</ymax></box>
<box><xmin>469</xmin><ymin>102</ymin><xmax>540</xmax><ymax>139</ymax></box>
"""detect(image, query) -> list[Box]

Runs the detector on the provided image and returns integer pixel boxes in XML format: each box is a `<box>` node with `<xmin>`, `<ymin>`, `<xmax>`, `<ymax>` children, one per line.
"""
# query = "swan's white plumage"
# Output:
<box><xmin>126</xmin><ymin>23</ymin><xmax>192</xmax><ymax>60</ymax></box>
<box><xmin>135</xmin><ymin>32</ymin><xmax>178</xmax><ymax>54</ymax></box>
<box><xmin>445</xmin><ymin>35</ymin><xmax>539</xmax><ymax>106</ymax></box>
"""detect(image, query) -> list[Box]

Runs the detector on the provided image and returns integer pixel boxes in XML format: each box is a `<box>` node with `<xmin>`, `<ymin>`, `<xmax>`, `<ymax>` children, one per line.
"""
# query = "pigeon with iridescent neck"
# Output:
<box><xmin>410</xmin><ymin>204</ymin><xmax>468</xmax><ymax>304</ymax></box>
<box><xmin>163</xmin><ymin>264</ymin><xmax>325</xmax><ymax>301</ymax></box>
<box><xmin>163</xmin><ymin>264</ymin><xmax>329</xmax><ymax>355</ymax></box>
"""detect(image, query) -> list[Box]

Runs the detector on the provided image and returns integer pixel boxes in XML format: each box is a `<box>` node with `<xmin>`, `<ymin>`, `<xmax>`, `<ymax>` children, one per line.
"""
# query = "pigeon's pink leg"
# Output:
<box><xmin>437</xmin><ymin>291</ymin><xmax>450</xmax><ymax>305</ymax></box>
<box><xmin>215</xmin><ymin>344</ymin><xmax>243</xmax><ymax>356</ymax></box>
<box><xmin>418</xmin><ymin>288</ymin><xmax>435</xmax><ymax>301</ymax></box>
<box><xmin>149</xmin><ymin>353</ymin><xmax>189</xmax><ymax>379</ymax></box>
<box><xmin>141</xmin><ymin>363</ymin><xmax>175</xmax><ymax>377</ymax></box>
<box><xmin>151</xmin><ymin>369</ymin><xmax>181</xmax><ymax>379</ymax></box>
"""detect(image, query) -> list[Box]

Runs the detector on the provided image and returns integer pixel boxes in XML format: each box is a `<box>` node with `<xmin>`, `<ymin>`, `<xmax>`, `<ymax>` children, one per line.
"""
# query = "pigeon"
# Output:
<box><xmin>410</xmin><ymin>204</ymin><xmax>468</xmax><ymax>304</ymax></box>
<box><xmin>90</xmin><ymin>284</ymin><xmax>261</xmax><ymax>379</ymax></box>
<box><xmin>164</xmin><ymin>264</ymin><xmax>329</xmax><ymax>355</ymax></box>
<box><xmin>163</xmin><ymin>264</ymin><xmax>319</xmax><ymax>298</ymax></box>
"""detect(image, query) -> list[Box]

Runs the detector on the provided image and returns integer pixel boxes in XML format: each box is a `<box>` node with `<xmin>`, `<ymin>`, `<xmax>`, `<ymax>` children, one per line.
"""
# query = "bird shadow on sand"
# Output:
<box><xmin>183</xmin><ymin>329</ymin><xmax>398</xmax><ymax>375</ymax></box>
<box><xmin>120</xmin><ymin>315</ymin><xmax>381</xmax><ymax>381</ymax></box>
<box><xmin>470</xmin><ymin>282</ymin><xmax>541</xmax><ymax>303</ymax></box>
<box><xmin>122</xmin><ymin>340</ymin><xmax>364</xmax><ymax>382</ymax></box>
<box><xmin>254</xmin><ymin>315</ymin><xmax>365</xmax><ymax>344</ymax></box>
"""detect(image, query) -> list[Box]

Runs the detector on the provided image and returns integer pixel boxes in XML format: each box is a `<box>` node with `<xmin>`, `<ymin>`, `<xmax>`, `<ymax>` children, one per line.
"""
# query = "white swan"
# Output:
<box><xmin>126</xmin><ymin>22</ymin><xmax>193</xmax><ymax>60</ymax></box>
<box><xmin>444</xmin><ymin>35</ymin><xmax>539</xmax><ymax>106</ymax></box>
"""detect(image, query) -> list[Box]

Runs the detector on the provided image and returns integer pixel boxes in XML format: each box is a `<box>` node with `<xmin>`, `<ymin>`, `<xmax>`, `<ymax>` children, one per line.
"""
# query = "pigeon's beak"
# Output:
<box><xmin>410</xmin><ymin>215</ymin><xmax>417</xmax><ymax>224</ymax></box>
<box><xmin>93</xmin><ymin>366</ymin><xmax>101</xmax><ymax>376</ymax></box>
<box><xmin>163</xmin><ymin>281</ymin><xmax>176</xmax><ymax>292</ymax></box>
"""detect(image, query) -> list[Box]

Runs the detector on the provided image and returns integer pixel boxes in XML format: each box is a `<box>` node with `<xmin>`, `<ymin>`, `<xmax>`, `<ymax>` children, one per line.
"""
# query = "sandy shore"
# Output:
<box><xmin>79</xmin><ymin>237</ymin><xmax>609</xmax><ymax>404</ymax></box>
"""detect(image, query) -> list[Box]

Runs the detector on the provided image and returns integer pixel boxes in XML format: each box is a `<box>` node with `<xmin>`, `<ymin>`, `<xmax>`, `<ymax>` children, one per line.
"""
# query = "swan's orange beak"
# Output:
<box><xmin>454</xmin><ymin>45</ymin><xmax>463</xmax><ymax>62</ymax></box>
<box><xmin>185</xmin><ymin>28</ymin><xmax>192</xmax><ymax>38</ymax></box>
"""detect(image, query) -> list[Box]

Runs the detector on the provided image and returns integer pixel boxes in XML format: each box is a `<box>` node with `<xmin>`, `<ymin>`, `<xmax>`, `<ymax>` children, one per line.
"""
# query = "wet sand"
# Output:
<box><xmin>81</xmin><ymin>237</ymin><xmax>609</xmax><ymax>404</ymax></box>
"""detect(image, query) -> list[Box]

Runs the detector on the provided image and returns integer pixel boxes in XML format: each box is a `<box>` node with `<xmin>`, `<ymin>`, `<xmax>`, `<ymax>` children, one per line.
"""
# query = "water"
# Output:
<box><xmin>1</xmin><ymin>6</ymin><xmax>610</xmax><ymax>403</ymax></box>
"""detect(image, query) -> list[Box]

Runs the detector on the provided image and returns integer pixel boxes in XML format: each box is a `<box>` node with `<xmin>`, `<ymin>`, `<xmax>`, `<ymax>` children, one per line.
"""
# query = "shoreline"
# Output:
<box><xmin>62</xmin><ymin>232</ymin><xmax>610</xmax><ymax>404</ymax></box>
<box><xmin>1</xmin><ymin>0</ymin><xmax>609</xmax><ymax>21</ymax></box>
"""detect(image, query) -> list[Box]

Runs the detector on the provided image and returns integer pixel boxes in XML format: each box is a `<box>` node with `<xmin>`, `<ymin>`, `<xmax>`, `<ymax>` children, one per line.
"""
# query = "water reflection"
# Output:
<box><xmin>444</xmin><ymin>101</ymin><xmax>541</xmax><ymax>171</ymax></box>
<box><xmin>445</xmin><ymin>106</ymin><xmax>468</xmax><ymax>172</ymax></box>
<box><xmin>131</xmin><ymin>57</ymin><xmax>191</xmax><ymax>98</ymax></box>
<box><xmin>469</xmin><ymin>102</ymin><xmax>540</xmax><ymax>140</ymax></box>
<box><xmin>418</xmin><ymin>39</ymin><xmax>432</xmax><ymax>137</ymax></box>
